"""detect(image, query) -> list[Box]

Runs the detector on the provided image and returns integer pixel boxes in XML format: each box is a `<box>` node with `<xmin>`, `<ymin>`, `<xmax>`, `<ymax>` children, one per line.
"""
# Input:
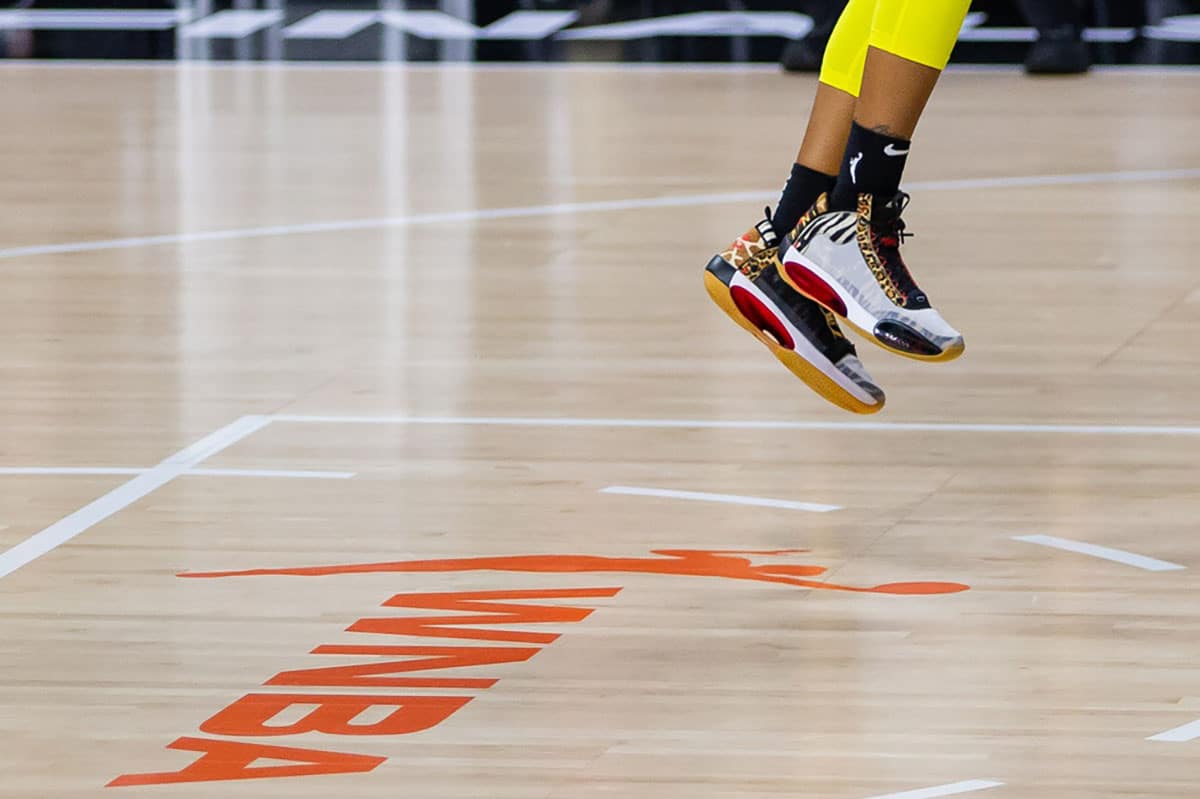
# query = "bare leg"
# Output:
<box><xmin>852</xmin><ymin>47</ymin><xmax>941</xmax><ymax>139</ymax></box>
<box><xmin>796</xmin><ymin>82</ymin><xmax>858</xmax><ymax>176</ymax></box>
<box><xmin>775</xmin><ymin>2</ymin><xmax>971</xmax><ymax>363</ymax></box>
<box><xmin>769</xmin><ymin>0</ymin><xmax>873</xmax><ymax>237</ymax></box>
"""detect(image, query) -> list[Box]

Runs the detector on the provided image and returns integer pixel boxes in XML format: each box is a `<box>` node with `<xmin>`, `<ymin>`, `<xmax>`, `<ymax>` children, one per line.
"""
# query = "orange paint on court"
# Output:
<box><xmin>181</xmin><ymin>548</ymin><xmax>969</xmax><ymax>595</ymax></box>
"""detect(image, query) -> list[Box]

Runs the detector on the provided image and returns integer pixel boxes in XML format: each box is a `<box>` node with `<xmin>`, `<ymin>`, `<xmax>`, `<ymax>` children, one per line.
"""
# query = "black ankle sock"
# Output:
<box><xmin>772</xmin><ymin>162</ymin><xmax>836</xmax><ymax>237</ymax></box>
<box><xmin>829</xmin><ymin>122</ymin><xmax>910</xmax><ymax>211</ymax></box>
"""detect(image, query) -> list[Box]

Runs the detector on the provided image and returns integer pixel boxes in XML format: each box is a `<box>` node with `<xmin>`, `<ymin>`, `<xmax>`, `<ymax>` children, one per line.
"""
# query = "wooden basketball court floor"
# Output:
<box><xmin>1</xmin><ymin>62</ymin><xmax>1199</xmax><ymax>798</ymax></box>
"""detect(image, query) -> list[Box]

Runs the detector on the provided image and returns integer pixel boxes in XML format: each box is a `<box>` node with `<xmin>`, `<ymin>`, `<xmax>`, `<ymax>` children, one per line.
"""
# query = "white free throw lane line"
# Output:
<box><xmin>1013</xmin><ymin>535</ymin><xmax>1186</xmax><ymax>572</ymax></box>
<box><xmin>602</xmin><ymin>486</ymin><xmax>840</xmax><ymax>512</ymax></box>
<box><xmin>0</xmin><ymin>416</ymin><xmax>271</xmax><ymax>579</ymax></box>
<box><xmin>270</xmin><ymin>414</ymin><xmax>1200</xmax><ymax>437</ymax></box>
<box><xmin>1148</xmin><ymin>720</ymin><xmax>1200</xmax><ymax>742</ymax></box>
<box><xmin>0</xmin><ymin>466</ymin><xmax>354</xmax><ymax>479</ymax></box>
<box><xmin>866</xmin><ymin>780</ymin><xmax>1005</xmax><ymax>799</ymax></box>
<box><xmin>2</xmin><ymin>166</ymin><xmax>1198</xmax><ymax>260</ymax></box>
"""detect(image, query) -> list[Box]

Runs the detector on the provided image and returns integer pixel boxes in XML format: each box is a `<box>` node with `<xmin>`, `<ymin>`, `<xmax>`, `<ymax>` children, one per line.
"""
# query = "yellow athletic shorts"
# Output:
<box><xmin>819</xmin><ymin>0</ymin><xmax>972</xmax><ymax>97</ymax></box>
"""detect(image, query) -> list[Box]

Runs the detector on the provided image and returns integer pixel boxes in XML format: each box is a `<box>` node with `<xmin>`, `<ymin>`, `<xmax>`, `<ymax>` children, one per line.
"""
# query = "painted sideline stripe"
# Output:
<box><xmin>187</xmin><ymin>468</ymin><xmax>355</xmax><ymax>479</ymax></box>
<box><xmin>269</xmin><ymin>414</ymin><xmax>1200</xmax><ymax>437</ymax></box>
<box><xmin>0</xmin><ymin>467</ymin><xmax>142</xmax><ymax>476</ymax></box>
<box><xmin>0</xmin><ymin>416</ymin><xmax>270</xmax><ymax>579</ymax></box>
<box><xmin>1148</xmin><ymin>719</ymin><xmax>1200</xmax><ymax>742</ymax></box>
<box><xmin>866</xmin><ymin>780</ymin><xmax>1005</xmax><ymax>799</ymax></box>
<box><xmin>0</xmin><ymin>466</ymin><xmax>353</xmax><ymax>479</ymax></box>
<box><xmin>1014</xmin><ymin>535</ymin><xmax>1186</xmax><ymax>572</ymax></box>
<box><xmin>2</xmin><ymin>166</ymin><xmax>1198</xmax><ymax>260</ymax></box>
<box><xmin>602</xmin><ymin>486</ymin><xmax>840</xmax><ymax>513</ymax></box>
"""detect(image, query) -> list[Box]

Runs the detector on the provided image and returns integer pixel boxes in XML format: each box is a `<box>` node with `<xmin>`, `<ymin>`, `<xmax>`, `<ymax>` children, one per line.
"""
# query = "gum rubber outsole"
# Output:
<box><xmin>704</xmin><ymin>270</ymin><xmax>883</xmax><ymax>415</ymax></box>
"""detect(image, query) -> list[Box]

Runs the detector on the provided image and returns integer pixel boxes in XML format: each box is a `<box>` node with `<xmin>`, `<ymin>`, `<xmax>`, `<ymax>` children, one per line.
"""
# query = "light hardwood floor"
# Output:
<box><xmin>0</xmin><ymin>63</ymin><xmax>1198</xmax><ymax>798</ymax></box>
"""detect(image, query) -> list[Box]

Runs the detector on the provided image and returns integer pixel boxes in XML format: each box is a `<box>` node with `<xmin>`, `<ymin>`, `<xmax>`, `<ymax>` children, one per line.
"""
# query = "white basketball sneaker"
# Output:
<box><xmin>777</xmin><ymin>192</ymin><xmax>965</xmax><ymax>362</ymax></box>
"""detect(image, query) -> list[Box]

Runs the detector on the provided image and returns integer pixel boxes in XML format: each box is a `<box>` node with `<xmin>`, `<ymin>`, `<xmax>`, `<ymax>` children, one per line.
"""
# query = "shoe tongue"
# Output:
<box><xmin>870</xmin><ymin>192</ymin><xmax>906</xmax><ymax>223</ymax></box>
<box><xmin>754</xmin><ymin>218</ymin><xmax>779</xmax><ymax>248</ymax></box>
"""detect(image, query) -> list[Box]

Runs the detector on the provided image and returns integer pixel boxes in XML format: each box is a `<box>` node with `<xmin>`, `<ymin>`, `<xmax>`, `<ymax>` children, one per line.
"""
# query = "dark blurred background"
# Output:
<box><xmin>2</xmin><ymin>0</ymin><xmax>1198</xmax><ymax>68</ymax></box>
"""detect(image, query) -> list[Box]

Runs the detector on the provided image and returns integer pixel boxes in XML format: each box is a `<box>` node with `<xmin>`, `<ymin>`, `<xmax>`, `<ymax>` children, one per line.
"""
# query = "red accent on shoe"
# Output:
<box><xmin>730</xmin><ymin>286</ymin><xmax>795</xmax><ymax>350</ymax></box>
<box><xmin>782</xmin><ymin>260</ymin><xmax>848</xmax><ymax>317</ymax></box>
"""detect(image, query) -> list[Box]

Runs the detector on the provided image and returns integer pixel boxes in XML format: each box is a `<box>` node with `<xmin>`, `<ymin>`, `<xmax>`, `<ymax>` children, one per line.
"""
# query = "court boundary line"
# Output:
<box><xmin>2</xmin><ymin>166</ymin><xmax>1199</xmax><ymax>260</ymax></box>
<box><xmin>270</xmin><ymin>414</ymin><xmax>1200</xmax><ymax>437</ymax></box>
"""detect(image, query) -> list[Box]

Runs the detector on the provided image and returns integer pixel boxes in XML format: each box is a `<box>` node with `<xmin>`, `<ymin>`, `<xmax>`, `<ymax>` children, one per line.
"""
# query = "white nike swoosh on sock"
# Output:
<box><xmin>883</xmin><ymin>144</ymin><xmax>909</xmax><ymax>157</ymax></box>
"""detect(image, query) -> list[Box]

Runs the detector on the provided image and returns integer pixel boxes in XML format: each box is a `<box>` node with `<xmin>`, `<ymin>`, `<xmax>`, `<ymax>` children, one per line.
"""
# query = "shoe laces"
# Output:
<box><xmin>868</xmin><ymin>192</ymin><xmax>929</xmax><ymax>309</ymax></box>
<box><xmin>873</xmin><ymin>192</ymin><xmax>913</xmax><ymax>248</ymax></box>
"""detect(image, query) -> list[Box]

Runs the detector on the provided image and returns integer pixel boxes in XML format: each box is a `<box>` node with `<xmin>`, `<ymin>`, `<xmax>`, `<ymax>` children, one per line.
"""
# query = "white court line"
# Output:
<box><xmin>1013</xmin><ymin>535</ymin><xmax>1186</xmax><ymax>572</ymax></box>
<box><xmin>866</xmin><ymin>781</ymin><xmax>1005</xmax><ymax>799</ymax></box>
<box><xmin>0</xmin><ymin>466</ymin><xmax>353</xmax><ymax>479</ymax></box>
<box><xmin>602</xmin><ymin>486</ymin><xmax>840</xmax><ymax>513</ymax></box>
<box><xmin>1147</xmin><ymin>719</ymin><xmax>1200</xmax><ymax>742</ymax></box>
<box><xmin>903</xmin><ymin>167</ymin><xmax>1200</xmax><ymax>192</ymax></box>
<box><xmin>0</xmin><ymin>467</ymin><xmax>143</xmax><ymax>476</ymax></box>
<box><xmin>270</xmin><ymin>414</ymin><xmax>1200</xmax><ymax>437</ymax></box>
<box><xmin>2</xmin><ymin>166</ymin><xmax>1198</xmax><ymax>260</ymax></box>
<box><xmin>0</xmin><ymin>192</ymin><xmax>765</xmax><ymax>260</ymax></box>
<box><xmin>0</xmin><ymin>416</ymin><xmax>270</xmax><ymax>579</ymax></box>
<box><xmin>188</xmin><ymin>468</ymin><xmax>355</xmax><ymax>479</ymax></box>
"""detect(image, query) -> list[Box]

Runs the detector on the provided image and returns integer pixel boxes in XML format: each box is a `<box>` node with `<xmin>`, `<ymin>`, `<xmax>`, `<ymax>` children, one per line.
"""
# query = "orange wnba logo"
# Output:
<box><xmin>109</xmin><ymin>549</ymin><xmax>967</xmax><ymax>787</ymax></box>
<box><xmin>179</xmin><ymin>548</ymin><xmax>969</xmax><ymax>595</ymax></box>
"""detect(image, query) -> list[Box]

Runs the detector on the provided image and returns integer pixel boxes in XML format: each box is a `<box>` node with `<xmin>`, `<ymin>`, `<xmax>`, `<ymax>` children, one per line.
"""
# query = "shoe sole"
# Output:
<box><xmin>703</xmin><ymin>266</ymin><xmax>883</xmax><ymax>415</ymax></box>
<box><xmin>779</xmin><ymin>252</ymin><xmax>965</xmax><ymax>363</ymax></box>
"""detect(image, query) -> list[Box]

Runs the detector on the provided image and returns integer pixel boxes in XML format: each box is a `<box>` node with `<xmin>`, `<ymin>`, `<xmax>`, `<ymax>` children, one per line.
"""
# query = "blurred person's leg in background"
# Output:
<box><xmin>780</xmin><ymin>1</ymin><xmax>849</xmax><ymax>73</ymax></box>
<box><xmin>1016</xmin><ymin>0</ymin><xmax>1090</xmax><ymax>74</ymax></box>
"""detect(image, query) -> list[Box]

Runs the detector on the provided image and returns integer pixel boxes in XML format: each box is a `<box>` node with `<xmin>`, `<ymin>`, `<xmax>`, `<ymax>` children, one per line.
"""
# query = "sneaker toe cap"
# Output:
<box><xmin>879</xmin><ymin>309</ymin><xmax>965</xmax><ymax>362</ymax></box>
<box><xmin>836</xmin><ymin>355</ymin><xmax>887</xmax><ymax>412</ymax></box>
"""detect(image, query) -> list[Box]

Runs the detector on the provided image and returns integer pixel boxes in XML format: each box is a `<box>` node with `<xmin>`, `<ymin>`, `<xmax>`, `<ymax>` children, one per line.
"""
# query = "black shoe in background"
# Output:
<box><xmin>1025</xmin><ymin>24</ymin><xmax>1091</xmax><ymax>74</ymax></box>
<box><xmin>780</xmin><ymin>1</ymin><xmax>843</xmax><ymax>74</ymax></box>
<box><xmin>780</xmin><ymin>35</ymin><xmax>828</xmax><ymax>73</ymax></box>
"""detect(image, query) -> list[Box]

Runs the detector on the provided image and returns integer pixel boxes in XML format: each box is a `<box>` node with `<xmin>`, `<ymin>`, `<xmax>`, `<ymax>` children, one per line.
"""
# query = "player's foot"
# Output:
<box><xmin>703</xmin><ymin>215</ymin><xmax>886</xmax><ymax>414</ymax></box>
<box><xmin>777</xmin><ymin>192</ymin><xmax>964</xmax><ymax>362</ymax></box>
<box><xmin>779</xmin><ymin>36</ymin><xmax>826</xmax><ymax>73</ymax></box>
<box><xmin>1025</xmin><ymin>25</ymin><xmax>1090</xmax><ymax>75</ymax></box>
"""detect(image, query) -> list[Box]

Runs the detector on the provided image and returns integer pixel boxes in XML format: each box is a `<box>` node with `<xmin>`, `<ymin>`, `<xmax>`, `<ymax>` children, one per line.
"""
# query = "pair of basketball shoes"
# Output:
<box><xmin>704</xmin><ymin>190</ymin><xmax>964</xmax><ymax>414</ymax></box>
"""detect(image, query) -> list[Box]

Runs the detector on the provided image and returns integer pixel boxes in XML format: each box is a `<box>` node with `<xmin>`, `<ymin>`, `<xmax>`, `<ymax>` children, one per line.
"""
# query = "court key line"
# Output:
<box><xmin>1147</xmin><ymin>720</ymin><xmax>1200</xmax><ymax>742</ymax></box>
<box><xmin>602</xmin><ymin>485</ymin><xmax>840</xmax><ymax>513</ymax></box>
<box><xmin>1</xmin><ymin>166</ymin><xmax>1198</xmax><ymax>260</ymax></box>
<box><xmin>0</xmin><ymin>466</ymin><xmax>355</xmax><ymax>479</ymax></box>
<box><xmin>0</xmin><ymin>416</ymin><xmax>272</xmax><ymax>579</ymax></box>
<box><xmin>1013</xmin><ymin>534</ymin><xmax>1186</xmax><ymax>572</ymax></box>
<box><xmin>271</xmin><ymin>414</ymin><xmax>1200</xmax><ymax>437</ymax></box>
<box><xmin>866</xmin><ymin>780</ymin><xmax>1005</xmax><ymax>799</ymax></box>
